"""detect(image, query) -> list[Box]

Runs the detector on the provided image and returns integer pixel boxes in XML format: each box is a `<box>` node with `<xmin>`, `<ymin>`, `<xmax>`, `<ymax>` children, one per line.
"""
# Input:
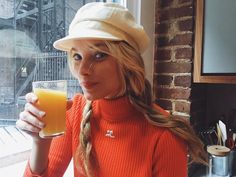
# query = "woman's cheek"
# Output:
<box><xmin>71</xmin><ymin>65</ymin><xmax>81</xmax><ymax>78</ymax></box>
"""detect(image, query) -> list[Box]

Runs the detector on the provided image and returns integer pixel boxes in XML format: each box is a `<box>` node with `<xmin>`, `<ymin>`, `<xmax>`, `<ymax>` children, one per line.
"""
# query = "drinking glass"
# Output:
<box><xmin>32</xmin><ymin>80</ymin><xmax>67</xmax><ymax>138</ymax></box>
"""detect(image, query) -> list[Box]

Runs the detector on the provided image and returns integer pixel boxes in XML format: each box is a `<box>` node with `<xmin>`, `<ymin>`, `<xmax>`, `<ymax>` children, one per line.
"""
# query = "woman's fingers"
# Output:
<box><xmin>19</xmin><ymin>111</ymin><xmax>45</xmax><ymax>130</ymax></box>
<box><xmin>25</xmin><ymin>92</ymin><xmax>38</xmax><ymax>103</ymax></box>
<box><xmin>16</xmin><ymin>117</ymin><xmax>42</xmax><ymax>140</ymax></box>
<box><xmin>16</xmin><ymin>92</ymin><xmax>45</xmax><ymax>136</ymax></box>
<box><xmin>16</xmin><ymin>115</ymin><xmax>41</xmax><ymax>133</ymax></box>
<box><xmin>24</xmin><ymin>102</ymin><xmax>45</xmax><ymax>118</ymax></box>
<box><xmin>17</xmin><ymin>111</ymin><xmax>45</xmax><ymax>134</ymax></box>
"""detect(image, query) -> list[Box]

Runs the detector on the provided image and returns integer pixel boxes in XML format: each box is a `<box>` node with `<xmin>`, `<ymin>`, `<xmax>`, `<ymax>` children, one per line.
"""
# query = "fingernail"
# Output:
<box><xmin>39</xmin><ymin>122</ymin><xmax>45</xmax><ymax>128</ymax></box>
<box><xmin>32</xmin><ymin>96</ymin><xmax>37</xmax><ymax>102</ymax></box>
<box><xmin>39</xmin><ymin>111</ymin><xmax>45</xmax><ymax>117</ymax></box>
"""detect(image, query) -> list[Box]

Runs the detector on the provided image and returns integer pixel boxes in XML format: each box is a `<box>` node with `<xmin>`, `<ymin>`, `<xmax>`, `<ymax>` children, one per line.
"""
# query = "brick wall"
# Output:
<box><xmin>154</xmin><ymin>0</ymin><xmax>207</xmax><ymax>130</ymax></box>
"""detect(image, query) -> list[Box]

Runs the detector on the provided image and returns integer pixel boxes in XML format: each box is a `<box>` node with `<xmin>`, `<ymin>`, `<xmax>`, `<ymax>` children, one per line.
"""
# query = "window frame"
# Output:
<box><xmin>126</xmin><ymin>0</ymin><xmax>155</xmax><ymax>86</ymax></box>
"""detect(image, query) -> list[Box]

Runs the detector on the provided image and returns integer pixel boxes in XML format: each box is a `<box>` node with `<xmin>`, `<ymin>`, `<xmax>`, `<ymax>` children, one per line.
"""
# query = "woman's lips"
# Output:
<box><xmin>80</xmin><ymin>81</ymin><xmax>97</xmax><ymax>90</ymax></box>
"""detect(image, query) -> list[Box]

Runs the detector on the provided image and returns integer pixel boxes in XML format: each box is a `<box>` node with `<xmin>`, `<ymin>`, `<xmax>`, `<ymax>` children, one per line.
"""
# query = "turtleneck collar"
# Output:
<box><xmin>92</xmin><ymin>96</ymin><xmax>142</xmax><ymax>121</ymax></box>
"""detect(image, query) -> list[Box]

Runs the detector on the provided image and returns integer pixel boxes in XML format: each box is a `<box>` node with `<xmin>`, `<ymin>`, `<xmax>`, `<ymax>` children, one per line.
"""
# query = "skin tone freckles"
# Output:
<box><xmin>70</xmin><ymin>40</ymin><xmax>123</xmax><ymax>101</ymax></box>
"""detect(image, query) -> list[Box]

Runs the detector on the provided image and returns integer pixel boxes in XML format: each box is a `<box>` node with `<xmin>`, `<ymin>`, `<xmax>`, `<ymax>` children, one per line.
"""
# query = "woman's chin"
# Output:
<box><xmin>83</xmin><ymin>94</ymin><xmax>94</xmax><ymax>101</ymax></box>
<box><xmin>83</xmin><ymin>92</ymin><xmax>100</xmax><ymax>101</ymax></box>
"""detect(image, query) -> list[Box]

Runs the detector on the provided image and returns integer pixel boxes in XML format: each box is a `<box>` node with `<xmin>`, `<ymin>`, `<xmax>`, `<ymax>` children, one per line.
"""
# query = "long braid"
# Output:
<box><xmin>77</xmin><ymin>100</ymin><xmax>94</xmax><ymax>177</ymax></box>
<box><xmin>128</xmin><ymin>80</ymin><xmax>208</xmax><ymax>165</ymax></box>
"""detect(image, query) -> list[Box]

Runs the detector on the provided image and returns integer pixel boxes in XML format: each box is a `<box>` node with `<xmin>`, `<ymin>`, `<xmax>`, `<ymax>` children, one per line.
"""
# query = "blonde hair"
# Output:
<box><xmin>69</xmin><ymin>40</ymin><xmax>208</xmax><ymax>176</ymax></box>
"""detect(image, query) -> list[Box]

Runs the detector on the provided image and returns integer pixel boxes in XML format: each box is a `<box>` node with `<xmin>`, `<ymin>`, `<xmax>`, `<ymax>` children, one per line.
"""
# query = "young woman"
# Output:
<box><xmin>17</xmin><ymin>2</ymin><xmax>207</xmax><ymax>177</ymax></box>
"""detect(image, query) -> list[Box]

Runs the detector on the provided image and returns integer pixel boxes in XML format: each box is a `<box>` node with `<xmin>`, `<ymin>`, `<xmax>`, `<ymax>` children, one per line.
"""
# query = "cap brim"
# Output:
<box><xmin>53</xmin><ymin>28</ymin><xmax>122</xmax><ymax>52</ymax></box>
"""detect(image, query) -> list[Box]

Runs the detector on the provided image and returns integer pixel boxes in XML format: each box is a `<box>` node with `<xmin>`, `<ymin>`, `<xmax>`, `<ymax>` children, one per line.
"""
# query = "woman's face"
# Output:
<box><xmin>70</xmin><ymin>40</ymin><xmax>123</xmax><ymax>100</ymax></box>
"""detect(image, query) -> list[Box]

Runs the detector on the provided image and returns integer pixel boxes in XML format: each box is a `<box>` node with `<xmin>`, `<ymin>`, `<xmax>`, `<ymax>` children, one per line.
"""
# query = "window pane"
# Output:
<box><xmin>0</xmin><ymin>0</ymin><xmax>122</xmax><ymax>126</ymax></box>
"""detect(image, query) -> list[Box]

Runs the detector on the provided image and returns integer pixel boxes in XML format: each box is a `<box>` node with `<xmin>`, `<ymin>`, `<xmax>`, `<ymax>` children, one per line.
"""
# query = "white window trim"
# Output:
<box><xmin>125</xmin><ymin>0</ymin><xmax>155</xmax><ymax>86</ymax></box>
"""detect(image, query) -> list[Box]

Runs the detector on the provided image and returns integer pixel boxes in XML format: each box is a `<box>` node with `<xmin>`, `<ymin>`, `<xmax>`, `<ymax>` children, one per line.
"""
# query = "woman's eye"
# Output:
<box><xmin>72</xmin><ymin>53</ymin><xmax>82</xmax><ymax>61</ymax></box>
<box><xmin>94</xmin><ymin>52</ymin><xmax>108</xmax><ymax>60</ymax></box>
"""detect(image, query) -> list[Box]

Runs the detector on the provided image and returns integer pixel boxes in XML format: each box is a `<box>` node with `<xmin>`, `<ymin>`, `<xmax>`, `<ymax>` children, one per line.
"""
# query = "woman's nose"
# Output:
<box><xmin>78</xmin><ymin>60</ymin><xmax>94</xmax><ymax>75</ymax></box>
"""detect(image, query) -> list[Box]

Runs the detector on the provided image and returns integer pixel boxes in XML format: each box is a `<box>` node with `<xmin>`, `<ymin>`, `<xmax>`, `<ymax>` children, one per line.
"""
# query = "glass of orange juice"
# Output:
<box><xmin>32</xmin><ymin>80</ymin><xmax>67</xmax><ymax>138</ymax></box>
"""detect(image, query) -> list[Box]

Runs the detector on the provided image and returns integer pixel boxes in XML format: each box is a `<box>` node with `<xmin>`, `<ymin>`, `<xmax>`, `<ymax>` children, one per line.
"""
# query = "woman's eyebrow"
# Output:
<box><xmin>91</xmin><ymin>42</ymin><xmax>108</xmax><ymax>50</ymax></box>
<box><xmin>70</xmin><ymin>48</ymin><xmax>77</xmax><ymax>53</ymax></box>
<box><xmin>93</xmin><ymin>42</ymin><xmax>106</xmax><ymax>47</ymax></box>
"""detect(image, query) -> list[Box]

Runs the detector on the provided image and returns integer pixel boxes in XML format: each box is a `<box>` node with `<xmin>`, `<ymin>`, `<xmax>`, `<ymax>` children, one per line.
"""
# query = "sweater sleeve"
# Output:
<box><xmin>23</xmin><ymin>102</ymin><xmax>74</xmax><ymax>177</ymax></box>
<box><xmin>152</xmin><ymin>130</ymin><xmax>188</xmax><ymax>177</ymax></box>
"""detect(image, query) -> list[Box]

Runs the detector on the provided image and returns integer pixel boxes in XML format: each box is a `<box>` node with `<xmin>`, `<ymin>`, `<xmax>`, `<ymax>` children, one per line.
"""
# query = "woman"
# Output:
<box><xmin>17</xmin><ymin>2</ymin><xmax>207</xmax><ymax>177</ymax></box>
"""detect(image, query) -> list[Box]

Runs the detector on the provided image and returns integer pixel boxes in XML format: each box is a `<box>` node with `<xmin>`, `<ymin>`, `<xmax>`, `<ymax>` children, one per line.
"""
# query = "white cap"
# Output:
<box><xmin>53</xmin><ymin>2</ymin><xmax>149</xmax><ymax>54</ymax></box>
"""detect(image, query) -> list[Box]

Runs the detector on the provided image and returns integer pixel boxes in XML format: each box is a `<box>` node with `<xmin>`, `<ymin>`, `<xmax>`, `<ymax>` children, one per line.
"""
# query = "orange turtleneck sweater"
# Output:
<box><xmin>24</xmin><ymin>94</ymin><xmax>187</xmax><ymax>177</ymax></box>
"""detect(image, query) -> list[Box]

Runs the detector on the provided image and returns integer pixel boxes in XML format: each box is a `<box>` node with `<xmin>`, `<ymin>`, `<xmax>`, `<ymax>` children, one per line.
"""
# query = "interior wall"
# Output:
<box><xmin>206</xmin><ymin>84</ymin><xmax>236</xmax><ymax>130</ymax></box>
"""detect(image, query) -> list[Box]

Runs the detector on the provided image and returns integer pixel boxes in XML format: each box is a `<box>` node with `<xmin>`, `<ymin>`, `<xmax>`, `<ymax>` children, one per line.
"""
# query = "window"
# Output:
<box><xmin>0</xmin><ymin>0</ymin><xmax>122</xmax><ymax>125</ymax></box>
<box><xmin>0</xmin><ymin>0</ymin><xmax>155</xmax><ymax>125</ymax></box>
<box><xmin>0</xmin><ymin>0</ymin><xmax>124</xmax><ymax>174</ymax></box>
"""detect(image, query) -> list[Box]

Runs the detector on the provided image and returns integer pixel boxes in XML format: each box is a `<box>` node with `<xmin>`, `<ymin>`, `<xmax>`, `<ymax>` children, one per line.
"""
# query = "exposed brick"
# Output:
<box><xmin>173</xmin><ymin>5</ymin><xmax>194</xmax><ymax>18</ymax></box>
<box><xmin>158</xmin><ymin>5</ymin><xmax>193</xmax><ymax>21</ymax></box>
<box><xmin>155</xmin><ymin>0</ymin><xmax>200</xmax><ymax>120</ymax></box>
<box><xmin>156</xmin><ymin>87</ymin><xmax>191</xmax><ymax>100</ymax></box>
<box><xmin>158</xmin><ymin>0</ymin><xmax>174</xmax><ymax>9</ymax></box>
<box><xmin>178</xmin><ymin>0</ymin><xmax>194</xmax><ymax>4</ymax></box>
<box><xmin>156</xmin><ymin>36</ymin><xmax>169</xmax><ymax>47</ymax></box>
<box><xmin>156</xmin><ymin>22</ymin><xmax>170</xmax><ymax>34</ymax></box>
<box><xmin>174</xmin><ymin>75</ymin><xmax>192</xmax><ymax>87</ymax></box>
<box><xmin>175</xmin><ymin>48</ymin><xmax>193</xmax><ymax>59</ymax></box>
<box><xmin>174</xmin><ymin>101</ymin><xmax>190</xmax><ymax>114</ymax></box>
<box><xmin>155</xmin><ymin>9</ymin><xmax>160</xmax><ymax>21</ymax></box>
<box><xmin>178</xmin><ymin>19</ymin><xmax>194</xmax><ymax>31</ymax></box>
<box><xmin>156</xmin><ymin>62</ymin><xmax>192</xmax><ymax>73</ymax></box>
<box><xmin>156</xmin><ymin>75</ymin><xmax>173</xmax><ymax>85</ymax></box>
<box><xmin>170</xmin><ymin>33</ymin><xmax>193</xmax><ymax>46</ymax></box>
<box><xmin>156</xmin><ymin>49</ymin><xmax>171</xmax><ymax>60</ymax></box>
<box><xmin>155</xmin><ymin>99</ymin><xmax>173</xmax><ymax>110</ymax></box>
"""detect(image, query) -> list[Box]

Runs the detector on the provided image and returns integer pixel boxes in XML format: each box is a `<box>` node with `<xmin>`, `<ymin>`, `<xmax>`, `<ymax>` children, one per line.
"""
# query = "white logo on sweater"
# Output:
<box><xmin>105</xmin><ymin>130</ymin><xmax>115</xmax><ymax>138</ymax></box>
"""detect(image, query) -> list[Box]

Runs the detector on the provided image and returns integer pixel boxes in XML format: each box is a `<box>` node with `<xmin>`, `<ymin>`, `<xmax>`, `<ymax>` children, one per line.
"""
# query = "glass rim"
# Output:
<box><xmin>32</xmin><ymin>80</ymin><xmax>67</xmax><ymax>84</ymax></box>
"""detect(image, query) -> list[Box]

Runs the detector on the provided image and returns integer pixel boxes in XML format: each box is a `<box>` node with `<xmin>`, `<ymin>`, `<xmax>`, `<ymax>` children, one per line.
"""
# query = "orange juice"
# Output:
<box><xmin>34</xmin><ymin>88</ymin><xmax>67</xmax><ymax>138</ymax></box>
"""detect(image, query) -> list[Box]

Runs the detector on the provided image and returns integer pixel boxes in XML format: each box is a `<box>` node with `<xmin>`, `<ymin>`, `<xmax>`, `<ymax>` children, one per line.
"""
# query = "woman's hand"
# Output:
<box><xmin>16</xmin><ymin>92</ymin><xmax>73</xmax><ymax>141</ymax></box>
<box><xmin>16</xmin><ymin>92</ymin><xmax>46</xmax><ymax>141</ymax></box>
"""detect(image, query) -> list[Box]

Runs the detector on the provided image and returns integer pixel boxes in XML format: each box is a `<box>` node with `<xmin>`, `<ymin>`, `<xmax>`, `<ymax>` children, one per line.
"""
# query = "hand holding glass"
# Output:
<box><xmin>32</xmin><ymin>80</ymin><xmax>67</xmax><ymax>138</ymax></box>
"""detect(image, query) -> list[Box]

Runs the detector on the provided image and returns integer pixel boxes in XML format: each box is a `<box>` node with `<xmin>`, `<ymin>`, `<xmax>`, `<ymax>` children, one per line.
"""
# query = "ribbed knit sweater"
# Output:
<box><xmin>24</xmin><ymin>94</ymin><xmax>187</xmax><ymax>177</ymax></box>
